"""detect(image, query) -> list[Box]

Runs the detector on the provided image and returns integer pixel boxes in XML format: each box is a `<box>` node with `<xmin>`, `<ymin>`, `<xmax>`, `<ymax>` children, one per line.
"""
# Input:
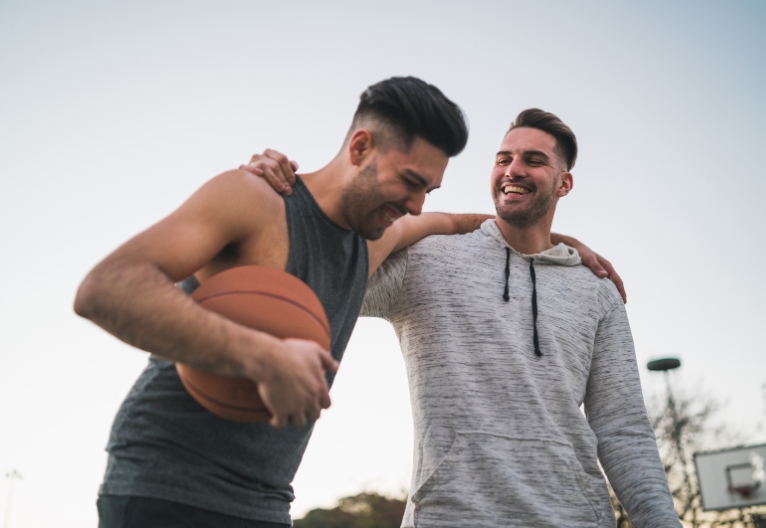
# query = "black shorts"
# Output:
<box><xmin>97</xmin><ymin>495</ymin><xmax>290</xmax><ymax>528</ymax></box>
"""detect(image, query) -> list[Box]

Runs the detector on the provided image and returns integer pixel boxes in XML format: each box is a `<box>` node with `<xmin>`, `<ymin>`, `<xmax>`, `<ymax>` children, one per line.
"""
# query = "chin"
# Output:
<box><xmin>354</xmin><ymin>222</ymin><xmax>385</xmax><ymax>241</ymax></box>
<box><xmin>363</xmin><ymin>228</ymin><xmax>386</xmax><ymax>241</ymax></box>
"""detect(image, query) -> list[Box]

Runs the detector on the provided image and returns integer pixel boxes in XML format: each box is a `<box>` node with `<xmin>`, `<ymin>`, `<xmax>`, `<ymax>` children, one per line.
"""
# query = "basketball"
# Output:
<box><xmin>175</xmin><ymin>266</ymin><xmax>331</xmax><ymax>422</ymax></box>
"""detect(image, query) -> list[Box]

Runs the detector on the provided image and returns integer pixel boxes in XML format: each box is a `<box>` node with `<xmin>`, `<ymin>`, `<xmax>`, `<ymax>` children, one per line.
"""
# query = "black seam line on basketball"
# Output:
<box><xmin>196</xmin><ymin>290</ymin><xmax>331</xmax><ymax>337</ymax></box>
<box><xmin>183</xmin><ymin>376</ymin><xmax>270</xmax><ymax>414</ymax></box>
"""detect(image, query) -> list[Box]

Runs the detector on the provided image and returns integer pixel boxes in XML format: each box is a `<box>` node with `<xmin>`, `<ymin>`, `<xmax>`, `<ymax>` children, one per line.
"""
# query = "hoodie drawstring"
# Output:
<box><xmin>503</xmin><ymin>247</ymin><xmax>511</xmax><ymax>302</ymax></box>
<box><xmin>529</xmin><ymin>258</ymin><xmax>542</xmax><ymax>357</ymax></box>
<box><xmin>502</xmin><ymin>248</ymin><xmax>543</xmax><ymax>357</ymax></box>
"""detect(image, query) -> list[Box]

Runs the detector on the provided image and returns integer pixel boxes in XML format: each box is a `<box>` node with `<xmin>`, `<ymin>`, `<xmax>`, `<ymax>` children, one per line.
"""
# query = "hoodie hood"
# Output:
<box><xmin>480</xmin><ymin>219</ymin><xmax>581</xmax><ymax>266</ymax></box>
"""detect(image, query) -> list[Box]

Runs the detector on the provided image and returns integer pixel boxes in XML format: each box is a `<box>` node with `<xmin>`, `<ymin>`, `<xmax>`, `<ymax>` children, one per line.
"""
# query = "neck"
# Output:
<box><xmin>298</xmin><ymin>156</ymin><xmax>354</xmax><ymax>229</ymax></box>
<box><xmin>494</xmin><ymin>211</ymin><xmax>556</xmax><ymax>255</ymax></box>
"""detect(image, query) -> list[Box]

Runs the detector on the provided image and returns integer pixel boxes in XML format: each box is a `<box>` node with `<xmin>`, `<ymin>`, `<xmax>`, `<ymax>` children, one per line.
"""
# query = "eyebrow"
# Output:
<box><xmin>496</xmin><ymin>150</ymin><xmax>551</xmax><ymax>160</ymax></box>
<box><xmin>404</xmin><ymin>169</ymin><xmax>440</xmax><ymax>191</ymax></box>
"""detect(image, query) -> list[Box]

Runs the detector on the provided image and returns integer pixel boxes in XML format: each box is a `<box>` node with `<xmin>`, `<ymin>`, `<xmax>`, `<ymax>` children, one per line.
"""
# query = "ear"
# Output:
<box><xmin>348</xmin><ymin>129</ymin><xmax>374</xmax><ymax>166</ymax></box>
<box><xmin>557</xmin><ymin>172</ymin><xmax>573</xmax><ymax>197</ymax></box>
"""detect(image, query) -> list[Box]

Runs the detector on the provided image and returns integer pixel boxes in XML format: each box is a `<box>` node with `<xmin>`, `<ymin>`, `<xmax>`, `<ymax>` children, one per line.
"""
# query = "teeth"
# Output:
<box><xmin>502</xmin><ymin>185</ymin><xmax>530</xmax><ymax>195</ymax></box>
<box><xmin>382</xmin><ymin>209</ymin><xmax>397</xmax><ymax>223</ymax></box>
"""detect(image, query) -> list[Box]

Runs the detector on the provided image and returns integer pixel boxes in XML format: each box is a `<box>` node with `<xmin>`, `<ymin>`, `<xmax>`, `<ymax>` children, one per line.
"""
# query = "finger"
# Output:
<box><xmin>582</xmin><ymin>254</ymin><xmax>608</xmax><ymax>278</ymax></box>
<box><xmin>239</xmin><ymin>164</ymin><xmax>263</xmax><ymax>176</ymax></box>
<box><xmin>259</xmin><ymin>161</ymin><xmax>288</xmax><ymax>193</ymax></box>
<box><xmin>594</xmin><ymin>256</ymin><xmax>613</xmax><ymax>280</ymax></box>
<box><xmin>264</xmin><ymin>149</ymin><xmax>296</xmax><ymax>192</ymax></box>
<box><xmin>319</xmin><ymin>350</ymin><xmax>339</xmax><ymax>374</ymax></box>
<box><xmin>611</xmin><ymin>271</ymin><xmax>627</xmax><ymax>303</ymax></box>
<box><xmin>597</xmin><ymin>256</ymin><xmax>627</xmax><ymax>303</ymax></box>
<box><xmin>260</xmin><ymin>156</ymin><xmax>292</xmax><ymax>195</ymax></box>
<box><xmin>289</xmin><ymin>160</ymin><xmax>299</xmax><ymax>182</ymax></box>
<box><xmin>270</xmin><ymin>413</ymin><xmax>288</xmax><ymax>429</ymax></box>
<box><xmin>306</xmin><ymin>402</ymin><xmax>321</xmax><ymax>422</ymax></box>
<box><xmin>319</xmin><ymin>387</ymin><xmax>332</xmax><ymax>410</ymax></box>
<box><xmin>289</xmin><ymin>412</ymin><xmax>307</xmax><ymax>428</ymax></box>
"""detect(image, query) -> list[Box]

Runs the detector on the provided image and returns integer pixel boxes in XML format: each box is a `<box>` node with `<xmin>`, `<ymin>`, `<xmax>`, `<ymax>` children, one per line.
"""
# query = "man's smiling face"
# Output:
<box><xmin>491</xmin><ymin>126</ymin><xmax>571</xmax><ymax>228</ymax></box>
<box><xmin>342</xmin><ymin>136</ymin><xmax>447</xmax><ymax>240</ymax></box>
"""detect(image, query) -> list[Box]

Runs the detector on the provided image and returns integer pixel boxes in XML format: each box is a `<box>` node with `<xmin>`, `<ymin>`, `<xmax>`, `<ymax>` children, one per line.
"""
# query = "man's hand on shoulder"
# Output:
<box><xmin>551</xmin><ymin>233</ymin><xmax>627</xmax><ymax>303</ymax></box>
<box><xmin>240</xmin><ymin>149</ymin><xmax>299</xmax><ymax>196</ymax></box>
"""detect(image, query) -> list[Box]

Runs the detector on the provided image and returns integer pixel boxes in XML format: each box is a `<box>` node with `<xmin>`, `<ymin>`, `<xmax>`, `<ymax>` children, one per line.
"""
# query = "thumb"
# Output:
<box><xmin>320</xmin><ymin>349</ymin><xmax>339</xmax><ymax>373</ymax></box>
<box><xmin>585</xmin><ymin>255</ymin><xmax>608</xmax><ymax>278</ymax></box>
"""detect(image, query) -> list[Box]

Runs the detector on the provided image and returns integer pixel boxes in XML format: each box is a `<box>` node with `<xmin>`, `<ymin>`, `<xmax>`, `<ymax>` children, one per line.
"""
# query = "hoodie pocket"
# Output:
<box><xmin>410</xmin><ymin>432</ymin><xmax>599</xmax><ymax>528</ymax></box>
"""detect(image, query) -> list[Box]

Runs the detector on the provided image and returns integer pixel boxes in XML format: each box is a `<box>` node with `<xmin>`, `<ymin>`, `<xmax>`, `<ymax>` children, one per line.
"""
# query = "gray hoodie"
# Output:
<box><xmin>362</xmin><ymin>220</ymin><xmax>679</xmax><ymax>528</ymax></box>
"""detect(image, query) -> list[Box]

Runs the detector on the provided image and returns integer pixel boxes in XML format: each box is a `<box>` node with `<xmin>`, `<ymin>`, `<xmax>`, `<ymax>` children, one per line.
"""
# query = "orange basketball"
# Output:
<box><xmin>176</xmin><ymin>266</ymin><xmax>331</xmax><ymax>422</ymax></box>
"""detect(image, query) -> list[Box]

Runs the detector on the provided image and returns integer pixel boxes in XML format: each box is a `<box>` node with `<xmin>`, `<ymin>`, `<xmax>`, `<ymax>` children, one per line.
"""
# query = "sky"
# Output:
<box><xmin>1</xmin><ymin>1</ymin><xmax>765</xmax><ymax>526</ymax></box>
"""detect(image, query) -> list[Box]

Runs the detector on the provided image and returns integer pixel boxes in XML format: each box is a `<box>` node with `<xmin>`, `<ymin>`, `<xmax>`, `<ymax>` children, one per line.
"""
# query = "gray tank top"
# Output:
<box><xmin>99</xmin><ymin>177</ymin><xmax>368</xmax><ymax>525</ymax></box>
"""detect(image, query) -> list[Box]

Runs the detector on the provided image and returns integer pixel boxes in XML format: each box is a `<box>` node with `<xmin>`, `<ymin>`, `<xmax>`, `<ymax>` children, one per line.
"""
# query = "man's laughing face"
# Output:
<box><xmin>491</xmin><ymin>126</ymin><xmax>570</xmax><ymax>228</ymax></box>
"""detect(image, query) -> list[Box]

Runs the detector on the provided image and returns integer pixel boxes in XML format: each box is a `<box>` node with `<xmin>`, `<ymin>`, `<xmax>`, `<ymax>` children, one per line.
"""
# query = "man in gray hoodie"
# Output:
<box><xmin>360</xmin><ymin>109</ymin><xmax>680</xmax><ymax>527</ymax></box>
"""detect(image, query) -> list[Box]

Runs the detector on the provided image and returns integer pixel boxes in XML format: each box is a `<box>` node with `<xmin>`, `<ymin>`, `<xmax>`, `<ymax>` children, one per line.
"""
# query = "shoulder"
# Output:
<box><xmin>569</xmin><ymin>265</ymin><xmax>624</xmax><ymax>316</ymax></box>
<box><xmin>539</xmin><ymin>255</ymin><xmax>623</xmax><ymax>316</ymax></box>
<box><xmin>186</xmin><ymin>169</ymin><xmax>285</xmax><ymax>226</ymax></box>
<box><xmin>198</xmin><ymin>169</ymin><xmax>284</xmax><ymax>209</ymax></box>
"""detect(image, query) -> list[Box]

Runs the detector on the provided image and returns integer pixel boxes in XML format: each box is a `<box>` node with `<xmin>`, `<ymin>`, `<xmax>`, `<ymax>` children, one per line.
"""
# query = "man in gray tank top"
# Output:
<box><xmin>74</xmin><ymin>77</ymin><xmax>473</xmax><ymax>527</ymax></box>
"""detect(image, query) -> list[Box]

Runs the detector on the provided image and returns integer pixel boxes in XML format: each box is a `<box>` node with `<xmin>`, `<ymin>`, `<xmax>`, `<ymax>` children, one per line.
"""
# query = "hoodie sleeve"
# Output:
<box><xmin>360</xmin><ymin>248</ymin><xmax>408</xmax><ymax>320</ymax></box>
<box><xmin>584</xmin><ymin>296</ymin><xmax>681</xmax><ymax>528</ymax></box>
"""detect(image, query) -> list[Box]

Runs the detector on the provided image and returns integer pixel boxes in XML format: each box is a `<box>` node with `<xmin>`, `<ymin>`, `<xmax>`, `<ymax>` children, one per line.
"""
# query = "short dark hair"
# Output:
<box><xmin>353</xmin><ymin>76</ymin><xmax>468</xmax><ymax>157</ymax></box>
<box><xmin>508</xmin><ymin>109</ymin><xmax>577</xmax><ymax>170</ymax></box>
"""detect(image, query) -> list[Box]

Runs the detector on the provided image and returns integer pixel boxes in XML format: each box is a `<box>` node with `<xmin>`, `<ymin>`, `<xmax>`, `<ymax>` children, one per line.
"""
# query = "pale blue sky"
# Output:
<box><xmin>1</xmin><ymin>1</ymin><xmax>765</xmax><ymax>526</ymax></box>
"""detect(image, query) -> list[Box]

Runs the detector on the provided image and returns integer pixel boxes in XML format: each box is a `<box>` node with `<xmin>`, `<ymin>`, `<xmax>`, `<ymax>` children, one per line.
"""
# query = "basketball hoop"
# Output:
<box><xmin>725</xmin><ymin>453</ymin><xmax>765</xmax><ymax>500</ymax></box>
<box><xmin>729</xmin><ymin>484</ymin><xmax>758</xmax><ymax>499</ymax></box>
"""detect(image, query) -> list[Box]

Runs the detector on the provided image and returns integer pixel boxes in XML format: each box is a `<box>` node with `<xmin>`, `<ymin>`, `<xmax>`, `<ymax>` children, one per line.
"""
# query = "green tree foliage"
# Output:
<box><xmin>293</xmin><ymin>492</ymin><xmax>406</xmax><ymax>528</ymax></box>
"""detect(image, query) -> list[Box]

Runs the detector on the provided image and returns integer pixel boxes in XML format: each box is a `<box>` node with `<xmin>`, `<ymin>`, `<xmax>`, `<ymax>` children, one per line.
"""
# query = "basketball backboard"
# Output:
<box><xmin>695</xmin><ymin>444</ymin><xmax>766</xmax><ymax>511</ymax></box>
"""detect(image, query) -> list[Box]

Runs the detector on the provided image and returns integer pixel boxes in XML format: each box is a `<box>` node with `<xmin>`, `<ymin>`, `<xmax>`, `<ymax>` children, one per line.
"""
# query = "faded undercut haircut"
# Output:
<box><xmin>508</xmin><ymin>108</ymin><xmax>578</xmax><ymax>170</ymax></box>
<box><xmin>352</xmin><ymin>76</ymin><xmax>468</xmax><ymax>157</ymax></box>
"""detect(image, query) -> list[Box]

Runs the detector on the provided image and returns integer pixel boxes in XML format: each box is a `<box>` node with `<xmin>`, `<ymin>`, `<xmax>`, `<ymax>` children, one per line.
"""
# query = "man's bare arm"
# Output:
<box><xmin>74</xmin><ymin>171</ymin><xmax>337</xmax><ymax>427</ymax></box>
<box><xmin>240</xmin><ymin>150</ymin><xmax>627</xmax><ymax>298</ymax></box>
<box><xmin>367</xmin><ymin>213</ymin><xmax>492</xmax><ymax>276</ymax></box>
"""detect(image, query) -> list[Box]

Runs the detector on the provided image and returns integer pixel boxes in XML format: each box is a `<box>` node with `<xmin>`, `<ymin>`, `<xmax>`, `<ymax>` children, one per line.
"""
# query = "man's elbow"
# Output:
<box><xmin>74</xmin><ymin>263</ymin><xmax>123</xmax><ymax>321</ymax></box>
<box><xmin>73</xmin><ymin>273</ymin><xmax>103</xmax><ymax>320</ymax></box>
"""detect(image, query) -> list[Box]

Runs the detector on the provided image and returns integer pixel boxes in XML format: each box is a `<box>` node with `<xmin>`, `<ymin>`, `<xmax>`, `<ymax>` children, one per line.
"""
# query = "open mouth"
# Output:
<box><xmin>379</xmin><ymin>204</ymin><xmax>403</xmax><ymax>225</ymax></box>
<box><xmin>501</xmin><ymin>184</ymin><xmax>532</xmax><ymax>195</ymax></box>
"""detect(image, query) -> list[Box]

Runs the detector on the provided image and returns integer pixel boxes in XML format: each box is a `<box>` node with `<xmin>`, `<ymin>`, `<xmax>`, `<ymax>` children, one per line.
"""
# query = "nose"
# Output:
<box><xmin>505</xmin><ymin>157</ymin><xmax>526</xmax><ymax>179</ymax></box>
<box><xmin>404</xmin><ymin>191</ymin><xmax>426</xmax><ymax>216</ymax></box>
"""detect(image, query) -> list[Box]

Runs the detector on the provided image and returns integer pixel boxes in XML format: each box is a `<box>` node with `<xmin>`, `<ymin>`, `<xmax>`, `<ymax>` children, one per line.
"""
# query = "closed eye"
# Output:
<box><xmin>402</xmin><ymin>177</ymin><xmax>419</xmax><ymax>189</ymax></box>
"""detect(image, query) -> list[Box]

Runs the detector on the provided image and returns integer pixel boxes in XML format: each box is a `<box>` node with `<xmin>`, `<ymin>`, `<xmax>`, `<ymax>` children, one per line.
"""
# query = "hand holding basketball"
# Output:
<box><xmin>257</xmin><ymin>337</ymin><xmax>337</xmax><ymax>428</ymax></box>
<box><xmin>175</xmin><ymin>266</ymin><xmax>335</xmax><ymax>424</ymax></box>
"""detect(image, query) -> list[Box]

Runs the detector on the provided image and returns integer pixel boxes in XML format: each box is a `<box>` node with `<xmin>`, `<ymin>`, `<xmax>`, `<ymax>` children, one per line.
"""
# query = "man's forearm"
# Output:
<box><xmin>74</xmin><ymin>261</ymin><xmax>278</xmax><ymax>380</ymax></box>
<box><xmin>449</xmin><ymin>213</ymin><xmax>494</xmax><ymax>235</ymax></box>
<box><xmin>392</xmin><ymin>212</ymin><xmax>492</xmax><ymax>252</ymax></box>
<box><xmin>368</xmin><ymin>212</ymin><xmax>493</xmax><ymax>277</ymax></box>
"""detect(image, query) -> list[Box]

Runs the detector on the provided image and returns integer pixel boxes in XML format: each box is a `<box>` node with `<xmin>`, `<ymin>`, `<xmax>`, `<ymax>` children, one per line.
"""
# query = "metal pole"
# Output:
<box><xmin>663</xmin><ymin>370</ymin><xmax>695</xmax><ymax>519</ymax></box>
<box><xmin>3</xmin><ymin>470</ymin><xmax>21</xmax><ymax>528</ymax></box>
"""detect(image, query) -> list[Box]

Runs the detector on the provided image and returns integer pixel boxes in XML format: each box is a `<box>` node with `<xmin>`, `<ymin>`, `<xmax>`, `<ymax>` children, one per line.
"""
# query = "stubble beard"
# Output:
<box><xmin>340</xmin><ymin>160</ymin><xmax>386</xmax><ymax>240</ymax></box>
<box><xmin>493</xmin><ymin>178</ymin><xmax>558</xmax><ymax>228</ymax></box>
